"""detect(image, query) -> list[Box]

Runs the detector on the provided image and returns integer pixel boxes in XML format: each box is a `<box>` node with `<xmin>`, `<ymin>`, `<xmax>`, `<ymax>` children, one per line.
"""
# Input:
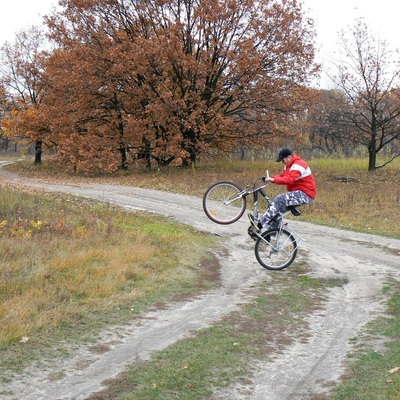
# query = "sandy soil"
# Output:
<box><xmin>0</xmin><ymin>163</ymin><xmax>399</xmax><ymax>400</ymax></box>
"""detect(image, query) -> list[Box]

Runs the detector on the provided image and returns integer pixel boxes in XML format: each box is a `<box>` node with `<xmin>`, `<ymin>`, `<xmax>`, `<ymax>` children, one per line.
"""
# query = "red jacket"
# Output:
<box><xmin>272</xmin><ymin>154</ymin><xmax>316</xmax><ymax>199</ymax></box>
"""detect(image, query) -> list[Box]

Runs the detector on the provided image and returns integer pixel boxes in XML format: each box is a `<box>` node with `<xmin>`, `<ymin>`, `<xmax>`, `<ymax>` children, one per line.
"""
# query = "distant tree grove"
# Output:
<box><xmin>1</xmin><ymin>2</ymin><xmax>399</xmax><ymax>172</ymax></box>
<box><xmin>0</xmin><ymin>0</ymin><xmax>318</xmax><ymax>172</ymax></box>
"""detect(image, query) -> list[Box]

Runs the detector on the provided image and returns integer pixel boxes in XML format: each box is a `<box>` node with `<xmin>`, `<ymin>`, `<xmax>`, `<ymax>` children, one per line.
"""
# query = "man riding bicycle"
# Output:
<box><xmin>249</xmin><ymin>148</ymin><xmax>316</xmax><ymax>233</ymax></box>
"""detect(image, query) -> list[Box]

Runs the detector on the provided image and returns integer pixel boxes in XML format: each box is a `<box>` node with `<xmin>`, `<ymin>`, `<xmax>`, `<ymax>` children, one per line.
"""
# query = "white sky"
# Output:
<box><xmin>0</xmin><ymin>0</ymin><xmax>57</xmax><ymax>44</ymax></box>
<box><xmin>304</xmin><ymin>0</ymin><xmax>400</xmax><ymax>87</ymax></box>
<box><xmin>0</xmin><ymin>0</ymin><xmax>399</xmax><ymax>87</ymax></box>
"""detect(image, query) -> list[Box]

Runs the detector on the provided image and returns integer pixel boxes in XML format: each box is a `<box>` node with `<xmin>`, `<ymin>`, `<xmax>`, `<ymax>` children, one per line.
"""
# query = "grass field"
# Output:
<box><xmin>1</xmin><ymin>156</ymin><xmax>400</xmax><ymax>399</ymax></box>
<box><xmin>0</xmin><ymin>185</ymin><xmax>219</xmax><ymax>378</ymax></box>
<box><xmin>7</xmin><ymin>156</ymin><xmax>400</xmax><ymax>238</ymax></box>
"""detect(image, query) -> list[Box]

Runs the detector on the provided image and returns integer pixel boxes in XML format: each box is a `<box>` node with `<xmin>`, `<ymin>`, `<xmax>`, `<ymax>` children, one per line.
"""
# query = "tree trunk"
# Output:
<box><xmin>368</xmin><ymin>132</ymin><xmax>377</xmax><ymax>171</ymax></box>
<box><xmin>116</xmin><ymin>106</ymin><xmax>128</xmax><ymax>170</ymax></box>
<box><xmin>368</xmin><ymin>149</ymin><xmax>376</xmax><ymax>171</ymax></box>
<box><xmin>34</xmin><ymin>140</ymin><xmax>42</xmax><ymax>164</ymax></box>
<box><xmin>181</xmin><ymin>129</ymin><xmax>198</xmax><ymax>167</ymax></box>
<box><xmin>119</xmin><ymin>146</ymin><xmax>128</xmax><ymax>170</ymax></box>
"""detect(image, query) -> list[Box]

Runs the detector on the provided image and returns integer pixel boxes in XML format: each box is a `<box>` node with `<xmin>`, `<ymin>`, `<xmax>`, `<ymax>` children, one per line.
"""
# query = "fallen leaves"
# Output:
<box><xmin>386</xmin><ymin>366</ymin><xmax>400</xmax><ymax>384</ymax></box>
<box><xmin>389</xmin><ymin>366</ymin><xmax>400</xmax><ymax>374</ymax></box>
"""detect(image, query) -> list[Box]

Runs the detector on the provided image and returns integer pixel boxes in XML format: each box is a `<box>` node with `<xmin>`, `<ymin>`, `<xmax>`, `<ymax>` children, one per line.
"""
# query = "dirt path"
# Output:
<box><xmin>1</xmin><ymin>165</ymin><xmax>399</xmax><ymax>400</ymax></box>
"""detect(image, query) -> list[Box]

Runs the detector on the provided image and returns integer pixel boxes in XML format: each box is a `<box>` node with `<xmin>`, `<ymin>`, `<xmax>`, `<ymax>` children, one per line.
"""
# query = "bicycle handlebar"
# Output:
<box><xmin>259</xmin><ymin>170</ymin><xmax>270</xmax><ymax>184</ymax></box>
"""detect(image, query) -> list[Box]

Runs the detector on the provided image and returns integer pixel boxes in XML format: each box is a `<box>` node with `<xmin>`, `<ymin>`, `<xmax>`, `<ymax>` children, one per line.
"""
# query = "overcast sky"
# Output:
<box><xmin>0</xmin><ymin>0</ymin><xmax>56</xmax><ymax>44</ymax></box>
<box><xmin>1</xmin><ymin>0</ymin><xmax>399</xmax><ymax>87</ymax></box>
<box><xmin>304</xmin><ymin>0</ymin><xmax>400</xmax><ymax>86</ymax></box>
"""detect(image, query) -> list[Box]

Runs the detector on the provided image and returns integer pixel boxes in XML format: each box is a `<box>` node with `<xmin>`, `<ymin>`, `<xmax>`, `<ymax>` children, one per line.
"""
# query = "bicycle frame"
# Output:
<box><xmin>251</xmin><ymin>184</ymin><xmax>271</xmax><ymax>220</ymax></box>
<box><xmin>249</xmin><ymin>182</ymin><xmax>304</xmax><ymax>247</ymax></box>
<box><xmin>219</xmin><ymin>182</ymin><xmax>271</xmax><ymax>219</ymax></box>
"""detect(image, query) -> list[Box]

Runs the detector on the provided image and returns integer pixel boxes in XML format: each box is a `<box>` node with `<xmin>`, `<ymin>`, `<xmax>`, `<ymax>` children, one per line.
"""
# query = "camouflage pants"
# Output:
<box><xmin>258</xmin><ymin>190</ymin><xmax>313</xmax><ymax>228</ymax></box>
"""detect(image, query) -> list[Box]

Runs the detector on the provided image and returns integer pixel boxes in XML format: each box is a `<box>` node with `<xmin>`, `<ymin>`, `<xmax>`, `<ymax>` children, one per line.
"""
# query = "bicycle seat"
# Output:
<box><xmin>288</xmin><ymin>206</ymin><xmax>301</xmax><ymax>216</ymax></box>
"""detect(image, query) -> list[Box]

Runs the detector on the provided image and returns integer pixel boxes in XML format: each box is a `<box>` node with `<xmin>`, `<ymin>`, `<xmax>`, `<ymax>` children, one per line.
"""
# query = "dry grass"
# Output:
<box><xmin>0</xmin><ymin>186</ymin><xmax>218</xmax><ymax>372</ymax></box>
<box><xmin>6</xmin><ymin>157</ymin><xmax>400</xmax><ymax>238</ymax></box>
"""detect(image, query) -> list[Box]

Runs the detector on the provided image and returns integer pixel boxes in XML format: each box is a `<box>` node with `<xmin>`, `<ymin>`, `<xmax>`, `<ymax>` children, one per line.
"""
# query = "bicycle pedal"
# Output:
<box><xmin>247</xmin><ymin>226</ymin><xmax>258</xmax><ymax>241</ymax></box>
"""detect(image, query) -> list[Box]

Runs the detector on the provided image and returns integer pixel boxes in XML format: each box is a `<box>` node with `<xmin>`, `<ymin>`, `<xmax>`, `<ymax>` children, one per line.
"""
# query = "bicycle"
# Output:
<box><xmin>202</xmin><ymin>172</ymin><xmax>304</xmax><ymax>270</ymax></box>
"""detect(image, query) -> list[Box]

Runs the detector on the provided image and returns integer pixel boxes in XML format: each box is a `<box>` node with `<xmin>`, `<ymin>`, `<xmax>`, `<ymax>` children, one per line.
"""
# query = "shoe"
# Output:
<box><xmin>248</xmin><ymin>214</ymin><xmax>262</xmax><ymax>231</ymax></box>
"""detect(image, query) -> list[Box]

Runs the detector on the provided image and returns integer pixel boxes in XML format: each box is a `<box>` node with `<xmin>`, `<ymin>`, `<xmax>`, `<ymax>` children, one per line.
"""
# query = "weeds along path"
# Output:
<box><xmin>1</xmin><ymin>165</ymin><xmax>400</xmax><ymax>400</ymax></box>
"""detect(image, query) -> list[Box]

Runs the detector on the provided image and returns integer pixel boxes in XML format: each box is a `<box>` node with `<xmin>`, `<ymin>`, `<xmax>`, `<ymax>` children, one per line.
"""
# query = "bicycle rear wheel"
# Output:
<box><xmin>254</xmin><ymin>228</ymin><xmax>297</xmax><ymax>270</ymax></box>
<box><xmin>202</xmin><ymin>181</ymin><xmax>246</xmax><ymax>224</ymax></box>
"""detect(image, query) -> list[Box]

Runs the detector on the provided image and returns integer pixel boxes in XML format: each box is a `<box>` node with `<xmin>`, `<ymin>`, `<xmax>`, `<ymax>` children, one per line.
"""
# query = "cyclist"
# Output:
<box><xmin>249</xmin><ymin>148</ymin><xmax>316</xmax><ymax>233</ymax></box>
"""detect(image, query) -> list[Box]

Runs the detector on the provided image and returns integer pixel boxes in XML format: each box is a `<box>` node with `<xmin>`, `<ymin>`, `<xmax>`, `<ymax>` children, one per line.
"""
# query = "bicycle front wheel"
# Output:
<box><xmin>202</xmin><ymin>181</ymin><xmax>246</xmax><ymax>224</ymax></box>
<box><xmin>255</xmin><ymin>228</ymin><xmax>297</xmax><ymax>270</ymax></box>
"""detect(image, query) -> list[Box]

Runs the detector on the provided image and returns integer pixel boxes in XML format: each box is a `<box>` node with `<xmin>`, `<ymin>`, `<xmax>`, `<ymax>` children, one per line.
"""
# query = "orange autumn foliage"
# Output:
<box><xmin>3</xmin><ymin>0</ymin><xmax>319</xmax><ymax>172</ymax></box>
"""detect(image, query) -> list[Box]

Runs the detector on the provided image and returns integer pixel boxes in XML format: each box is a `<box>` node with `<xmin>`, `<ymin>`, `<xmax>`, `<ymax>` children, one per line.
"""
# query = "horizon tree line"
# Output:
<box><xmin>0</xmin><ymin>1</ymin><xmax>399</xmax><ymax>172</ymax></box>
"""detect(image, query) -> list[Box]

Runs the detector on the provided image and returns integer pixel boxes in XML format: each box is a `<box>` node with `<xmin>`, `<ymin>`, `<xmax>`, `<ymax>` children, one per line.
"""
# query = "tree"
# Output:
<box><xmin>0</xmin><ymin>26</ymin><xmax>49</xmax><ymax>163</ymax></box>
<box><xmin>43</xmin><ymin>0</ymin><xmax>318</xmax><ymax>171</ymax></box>
<box><xmin>41</xmin><ymin>43</ymin><xmax>131</xmax><ymax>172</ymax></box>
<box><xmin>0</xmin><ymin>84</ymin><xmax>10</xmax><ymax>150</ymax></box>
<box><xmin>330</xmin><ymin>18</ymin><xmax>400</xmax><ymax>170</ymax></box>
<box><xmin>308</xmin><ymin>89</ymin><xmax>356</xmax><ymax>155</ymax></box>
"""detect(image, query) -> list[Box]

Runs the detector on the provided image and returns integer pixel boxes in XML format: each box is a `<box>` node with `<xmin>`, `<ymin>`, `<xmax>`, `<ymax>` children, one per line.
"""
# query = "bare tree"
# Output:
<box><xmin>308</xmin><ymin>89</ymin><xmax>356</xmax><ymax>155</ymax></box>
<box><xmin>330</xmin><ymin>18</ymin><xmax>400</xmax><ymax>170</ymax></box>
